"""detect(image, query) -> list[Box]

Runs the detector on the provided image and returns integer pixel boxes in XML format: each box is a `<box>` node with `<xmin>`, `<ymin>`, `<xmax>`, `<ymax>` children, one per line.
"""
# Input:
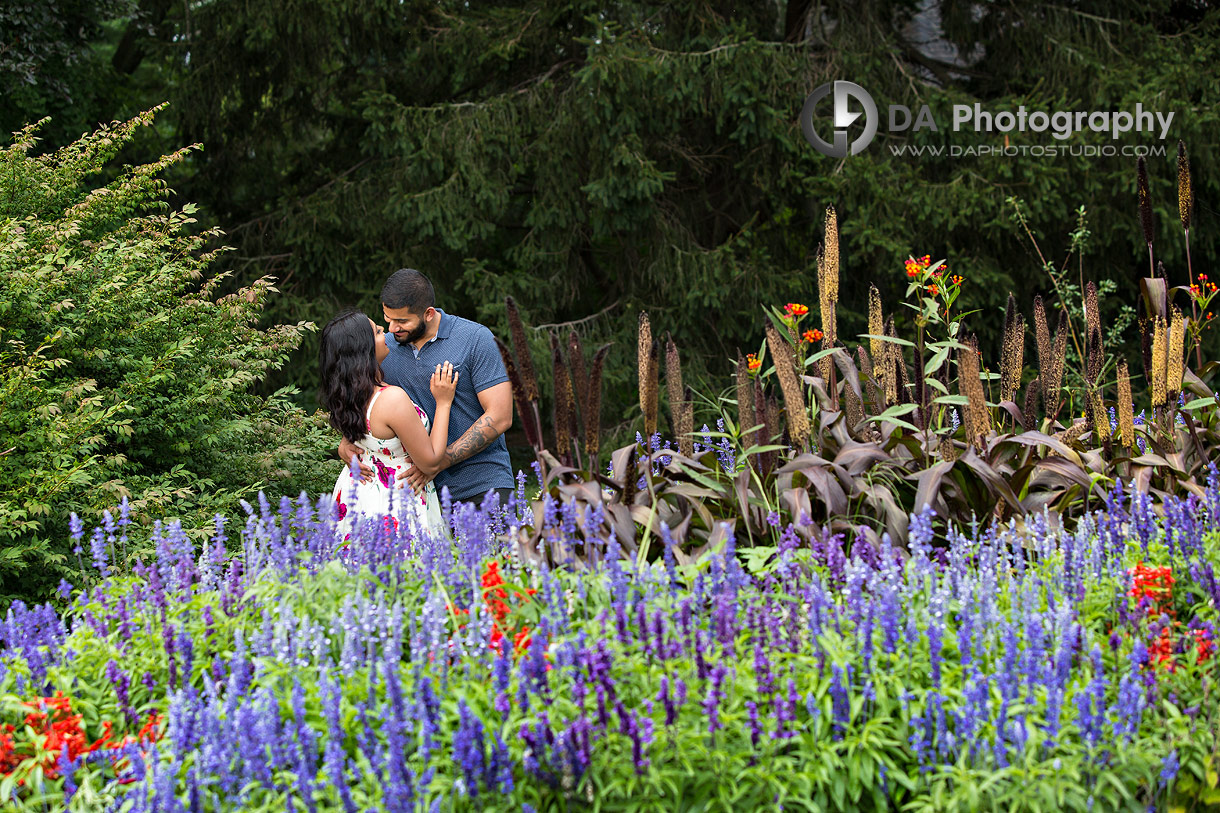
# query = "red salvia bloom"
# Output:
<box><xmin>3</xmin><ymin>693</ymin><xmax>163</xmax><ymax>781</ymax></box>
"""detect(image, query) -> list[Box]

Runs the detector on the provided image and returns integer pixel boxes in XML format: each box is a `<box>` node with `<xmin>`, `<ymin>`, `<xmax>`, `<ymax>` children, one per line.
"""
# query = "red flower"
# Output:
<box><xmin>1194</xmin><ymin>629</ymin><xmax>1215</xmax><ymax>663</ymax></box>
<box><xmin>136</xmin><ymin>713</ymin><xmax>163</xmax><ymax>743</ymax></box>
<box><xmin>513</xmin><ymin>626</ymin><xmax>533</xmax><ymax>652</ymax></box>
<box><xmin>0</xmin><ymin>724</ymin><xmax>18</xmax><ymax>774</ymax></box>
<box><xmin>445</xmin><ymin>560</ymin><xmax>541</xmax><ymax>658</ymax></box>
<box><xmin>1129</xmin><ymin>563</ymin><xmax>1174</xmax><ymax>614</ymax></box>
<box><xmin>3</xmin><ymin>694</ymin><xmax>162</xmax><ymax>782</ymax></box>
<box><xmin>1149</xmin><ymin>627</ymin><xmax>1176</xmax><ymax>671</ymax></box>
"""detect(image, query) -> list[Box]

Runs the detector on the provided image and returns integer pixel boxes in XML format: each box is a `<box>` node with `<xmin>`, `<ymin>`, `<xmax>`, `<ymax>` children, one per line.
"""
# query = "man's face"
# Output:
<box><xmin>382</xmin><ymin>304</ymin><xmax>431</xmax><ymax>345</ymax></box>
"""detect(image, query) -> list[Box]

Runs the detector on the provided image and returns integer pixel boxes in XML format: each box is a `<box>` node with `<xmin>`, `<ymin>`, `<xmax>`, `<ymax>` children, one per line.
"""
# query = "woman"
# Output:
<box><xmin>319</xmin><ymin>309</ymin><xmax>456</xmax><ymax>538</ymax></box>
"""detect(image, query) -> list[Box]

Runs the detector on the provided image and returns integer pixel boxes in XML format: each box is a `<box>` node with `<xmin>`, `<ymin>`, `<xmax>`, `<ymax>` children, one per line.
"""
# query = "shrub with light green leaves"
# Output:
<box><xmin>0</xmin><ymin>108</ymin><xmax>340</xmax><ymax>603</ymax></box>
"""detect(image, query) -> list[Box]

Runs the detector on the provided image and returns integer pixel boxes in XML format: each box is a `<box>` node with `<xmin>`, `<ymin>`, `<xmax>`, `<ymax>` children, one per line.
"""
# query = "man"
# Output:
<box><xmin>338</xmin><ymin>268</ymin><xmax>515</xmax><ymax>508</ymax></box>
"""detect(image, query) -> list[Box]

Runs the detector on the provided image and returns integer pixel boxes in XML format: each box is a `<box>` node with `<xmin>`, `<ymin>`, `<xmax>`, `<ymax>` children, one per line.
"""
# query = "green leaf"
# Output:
<box><xmin>858</xmin><ymin>333</ymin><xmax>916</xmax><ymax>348</ymax></box>
<box><xmin>871</xmin><ymin>402</ymin><xmax>921</xmax><ymax>431</ymax></box>
<box><xmin>924</xmin><ymin>346</ymin><xmax>951</xmax><ymax>375</ymax></box>
<box><xmin>803</xmin><ymin>347</ymin><xmax>843</xmax><ymax>367</ymax></box>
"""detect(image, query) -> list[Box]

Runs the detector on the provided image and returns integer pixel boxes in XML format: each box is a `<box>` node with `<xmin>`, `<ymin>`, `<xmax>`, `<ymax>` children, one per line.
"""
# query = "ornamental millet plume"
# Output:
<box><xmin>1151</xmin><ymin>314</ymin><xmax>1168</xmax><ymax>410</ymax></box>
<box><xmin>1000</xmin><ymin>294</ymin><xmax>1024</xmax><ymax>404</ymax></box>
<box><xmin>765</xmin><ymin>323</ymin><xmax>810</xmax><ymax>452</ymax></box>
<box><xmin>1178</xmin><ymin>140</ymin><xmax>1193</xmax><ymax>233</ymax></box>
<box><xmin>1138</xmin><ymin>156</ymin><xmax>1155</xmax><ymax>277</ymax></box>
<box><xmin>1117</xmin><ymin>358</ymin><xmax>1135</xmax><ymax>449</ymax></box>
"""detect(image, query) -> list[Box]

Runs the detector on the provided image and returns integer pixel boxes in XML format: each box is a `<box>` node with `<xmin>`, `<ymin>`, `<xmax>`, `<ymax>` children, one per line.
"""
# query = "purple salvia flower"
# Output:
<box><xmin>909</xmin><ymin>505</ymin><xmax>935</xmax><ymax>563</ymax></box>
<box><xmin>285</xmin><ymin>680</ymin><xmax>319</xmax><ymax>813</ymax></box>
<box><xmin>1075</xmin><ymin>645</ymin><xmax>1107</xmax><ymax>752</ymax></box>
<box><xmin>712</xmin><ymin>591</ymin><xmax>737</xmax><ymax>660</ymax></box>
<box><xmin>658</xmin><ymin>675</ymin><xmax>676</xmax><ymax>726</ymax></box>
<box><xmin>703</xmin><ymin>665</ymin><xmax>728</xmax><ymax>738</ymax></box>
<box><xmin>773</xmin><ymin>677</ymin><xmax>798</xmax><ymax>739</ymax></box>
<box><xmin>70</xmin><ymin>512</ymin><xmax>84</xmax><ymax>548</ymax></box>
<box><xmin>105</xmin><ymin>660</ymin><xmax>133</xmax><ymax>725</ymax></box>
<box><xmin>829</xmin><ymin>664</ymin><xmax>851</xmax><ymax>740</ymax></box>
<box><xmin>493</xmin><ymin>638</ymin><xmax>512</xmax><ymax>716</ymax></box>
<box><xmin>488</xmin><ymin>730</ymin><xmax>515</xmax><ymax>793</ymax></box>
<box><xmin>59</xmin><ymin>743</ymin><xmax>77</xmax><ymax>801</ymax></box>
<box><xmin>177</xmin><ymin>626</ymin><xmax>195</xmax><ymax>689</ymax></box>
<box><xmin>1131</xmin><ymin>489</ymin><xmax>1157</xmax><ymax>555</ymax></box>
<box><xmin>90</xmin><ymin>526</ymin><xmax>110</xmax><ymax>577</ymax></box>
<box><xmin>417</xmin><ymin>676</ymin><xmax>442</xmax><ymax>760</ymax></box>
<box><xmin>746</xmin><ymin>700</ymin><xmax>762</xmax><ymax>748</ymax></box>
<box><xmin>627</xmin><ymin>708</ymin><xmax>650</xmax><ymax>774</ymax></box>
<box><xmin>751</xmin><ymin>605</ymin><xmax>775</xmax><ymax>701</ymax></box>
<box><xmin>382</xmin><ymin>687</ymin><xmax>417</xmax><ymax>811</ymax></box>
<box><xmin>163</xmin><ymin>623</ymin><xmax>179</xmax><ymax>690</ymax></box>
<box><xmin>1205</xmin><ymin>462</ymin><xmax>1220</xmax><ymax>527</ymax></box>
<box><xmin>713</xmin><ymin>418</ymin><xmax>735</xmax><ymax>471</ymax></box>
<box><xmin>1160</xmin><ymin>750</ymin><xmax>1180</xmax><ymax>789</ymax></box>
<box><xmin>453</xmin><ymin>700</ymin><xmax>488</xmax><ymax>799</ymax></box>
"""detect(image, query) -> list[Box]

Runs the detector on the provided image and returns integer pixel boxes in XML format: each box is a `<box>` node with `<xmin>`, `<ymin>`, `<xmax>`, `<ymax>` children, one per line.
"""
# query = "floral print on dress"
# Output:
<box><xmin>373</xmin><ymin>458</ymin><xmax>397</xmax><ymax>489</ymax></box>
<box><xmin>332</xmin><ymin>388</ymin><xmax>443</xmax><ymax>539</ymax></box>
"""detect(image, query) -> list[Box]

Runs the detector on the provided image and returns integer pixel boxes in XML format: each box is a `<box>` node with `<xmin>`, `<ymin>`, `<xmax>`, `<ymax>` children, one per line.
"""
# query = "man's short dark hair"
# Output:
<box><xmin>381</xmin><ymin>268</ymin><xmax>435</xmax><ymax>313</ymax></box>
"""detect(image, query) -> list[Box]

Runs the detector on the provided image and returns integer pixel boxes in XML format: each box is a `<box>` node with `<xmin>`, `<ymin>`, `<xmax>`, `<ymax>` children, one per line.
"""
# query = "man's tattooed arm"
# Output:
<box><xmin>442</xmin><ymin>380</ymin><xmax>513</xmax><ymax>470</ymax></box>
<box><xmin>444</xmin><ymin>414</ymin><xmax>499</xmax><ymax>467</ymax></box>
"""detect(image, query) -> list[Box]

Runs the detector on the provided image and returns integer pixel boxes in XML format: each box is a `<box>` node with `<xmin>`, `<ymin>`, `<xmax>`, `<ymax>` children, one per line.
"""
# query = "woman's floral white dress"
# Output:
<box><xmin>331</xmin><ymin>386</ymin><xmax>443</xmax><ymax>538</ymax></box>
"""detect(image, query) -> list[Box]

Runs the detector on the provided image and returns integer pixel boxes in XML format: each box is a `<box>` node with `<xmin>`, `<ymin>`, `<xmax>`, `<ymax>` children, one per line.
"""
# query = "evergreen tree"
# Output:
<box><xmin>5</xmin><ymin>0</ymin><xmax>1218</xmax><ymax>444</ymax></box>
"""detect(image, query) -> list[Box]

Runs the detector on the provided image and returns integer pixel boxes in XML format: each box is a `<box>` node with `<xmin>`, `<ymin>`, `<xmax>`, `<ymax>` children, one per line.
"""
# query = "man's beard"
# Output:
<box><xmin>395</xmin><ymin>320</ymin><xmax>427</xmax><ymax>345</ymax></box>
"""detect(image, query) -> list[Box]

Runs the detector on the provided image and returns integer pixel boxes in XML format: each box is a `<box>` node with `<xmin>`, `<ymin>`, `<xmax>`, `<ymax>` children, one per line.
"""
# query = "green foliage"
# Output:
<box><xmin>7</xmin><ymin>1</ymin><xmax>1216</xmax><ymax>452</ymax></box>
<box><xmin>0</xmin><ymin>0</ymin><xmax>136</xmax><ymax>148</ymax></box>
<box><xmin>0</xmin><ymin>110</ymin><xmax>340</xmax><ymax>603</ymax></box>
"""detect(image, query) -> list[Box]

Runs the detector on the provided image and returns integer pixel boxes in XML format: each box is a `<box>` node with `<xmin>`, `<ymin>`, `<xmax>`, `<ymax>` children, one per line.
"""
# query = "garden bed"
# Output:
<box><xmin>1</xmin><ymin>473</ymin><xmax>1218</xmax><ymax>811</ymax></box>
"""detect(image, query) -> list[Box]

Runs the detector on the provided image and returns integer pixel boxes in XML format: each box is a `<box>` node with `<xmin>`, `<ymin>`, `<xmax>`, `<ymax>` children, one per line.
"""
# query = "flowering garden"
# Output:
<box><xmin>0</xmin><ymin>467</ymin><xmax>1218</xmax><ymax>811</ymax></box>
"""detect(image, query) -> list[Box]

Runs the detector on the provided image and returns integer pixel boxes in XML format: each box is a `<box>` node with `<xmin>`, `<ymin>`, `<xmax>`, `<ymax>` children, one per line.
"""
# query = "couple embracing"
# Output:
<box><xmin>318</xmin><ymin>268</ymin><xmax>515</xmax><ymax>538</ymax></box>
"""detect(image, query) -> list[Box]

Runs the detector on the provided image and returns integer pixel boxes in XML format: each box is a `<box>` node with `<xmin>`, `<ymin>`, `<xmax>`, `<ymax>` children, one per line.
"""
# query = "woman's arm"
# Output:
<box><xmin>428</xmin><ymin>391</ymin><xmax>453</xmax><ymax>463</ymax></box>
<box><xmin>381</xmin><ymin>363</ymin><xmax>458</xmax><ymax>470</ymax></box>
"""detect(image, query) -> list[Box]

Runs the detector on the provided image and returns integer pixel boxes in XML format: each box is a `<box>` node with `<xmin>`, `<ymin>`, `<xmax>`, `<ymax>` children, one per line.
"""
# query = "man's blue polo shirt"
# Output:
<box><xmin>381</xmin><ymin>310</ymin><xmax>514</xmax><ymax>501</ymax></box>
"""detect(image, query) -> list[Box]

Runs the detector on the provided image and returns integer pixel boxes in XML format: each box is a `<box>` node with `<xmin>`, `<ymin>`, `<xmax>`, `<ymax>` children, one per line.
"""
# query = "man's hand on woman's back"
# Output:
<box><xmin>338</xmin><ymin>437</ymin><xmax>375</xmax><ymax>482</ymax></box>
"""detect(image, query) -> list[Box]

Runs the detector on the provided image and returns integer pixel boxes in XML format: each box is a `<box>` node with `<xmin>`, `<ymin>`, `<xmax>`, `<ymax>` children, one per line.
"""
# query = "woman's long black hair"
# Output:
<box><xmin>318</xmin><ymin>309</ymin><xmax>381</xmax><ymax>443</ymax></box>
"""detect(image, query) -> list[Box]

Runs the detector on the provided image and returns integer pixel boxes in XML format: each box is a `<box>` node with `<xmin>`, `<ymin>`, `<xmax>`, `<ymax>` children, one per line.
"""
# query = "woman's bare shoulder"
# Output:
<box><xmin>372</xmin><ymin>386</ymin><xmax>423</xmax><ymax>421</ymax></box>
<box><xmin>377</xmin><ymin>384</ymin><xmax>408</xmax><ymax>402</ymax></box>
<box><xmin>372</xmin><ymin>385</ymin><xmax>410</xmax><ymax>410</ymax></box>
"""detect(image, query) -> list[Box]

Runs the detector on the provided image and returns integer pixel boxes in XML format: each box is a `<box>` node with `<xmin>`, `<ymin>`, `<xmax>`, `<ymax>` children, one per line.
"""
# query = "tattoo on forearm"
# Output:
<box><xmin>446</xmin><ymin>415</ymin><xmax>499</xmax><ymax>466</ymax></box>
